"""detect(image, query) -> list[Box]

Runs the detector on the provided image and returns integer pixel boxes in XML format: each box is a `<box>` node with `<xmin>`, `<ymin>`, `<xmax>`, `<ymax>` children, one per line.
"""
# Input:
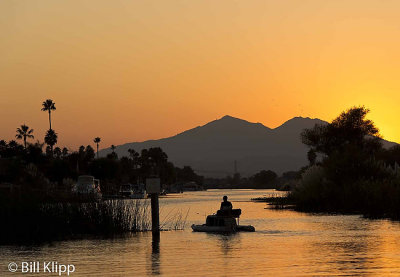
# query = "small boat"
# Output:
<box><xmin>191</xmin><ymin>209</ymin><xmax>255</xmax><ymax>233</ymax></box>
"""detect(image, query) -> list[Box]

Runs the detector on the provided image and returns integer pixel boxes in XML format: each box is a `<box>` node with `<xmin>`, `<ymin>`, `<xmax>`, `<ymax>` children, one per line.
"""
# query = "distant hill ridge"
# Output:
<box><xmin>99</xmin><ymin>115</ymin><xmax>396</xmax><ymax>177</ymax></box>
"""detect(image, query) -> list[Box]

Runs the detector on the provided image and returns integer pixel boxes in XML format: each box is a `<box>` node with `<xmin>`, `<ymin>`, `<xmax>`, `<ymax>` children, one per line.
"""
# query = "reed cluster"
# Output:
<box><xmin>0</xmin><ymin>194</ymin><xmax>151</xmax><ymax>244</ymax></box>
<box><xmin>160</xmin><ymin>208</ymin><xmax>190</xmax><ymax>231</ymax></box>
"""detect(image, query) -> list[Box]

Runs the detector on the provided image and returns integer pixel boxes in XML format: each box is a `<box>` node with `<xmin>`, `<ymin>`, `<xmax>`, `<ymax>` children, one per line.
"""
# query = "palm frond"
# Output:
<box><xmin>41</xmin><ymin>99</ymin><xmax>56</xmax><ymax>111</ymax></box>
<box><xmin>15</xmin><ymin>124</ymin><xmax>34</xmax><ymax>143</ymax></box>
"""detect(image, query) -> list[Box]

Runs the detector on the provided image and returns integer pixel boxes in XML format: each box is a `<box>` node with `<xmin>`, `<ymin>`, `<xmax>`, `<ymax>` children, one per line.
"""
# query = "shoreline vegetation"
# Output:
<box><xmin>2</xmin><ymin>101</ymin><xmax>400</xmax><ymax>243</ymax></box>
<box><xmin>0</xmin><ymin>194</ymin><xmax>150</xmax><ymax>244</ymax></box>
<box><xmin>0</xmin><ymin>192</ymin><xmax>189</xmax><ymax>245</ymax></box>
<box><xmin>0</xmin><ymin>98</ymin><xmax>284</xmax><ymax>244</ymax></box>
<box><xmin>254</xmin><ymin>106</ymin><xmax>400</xmax><ymax>221</ymax></box>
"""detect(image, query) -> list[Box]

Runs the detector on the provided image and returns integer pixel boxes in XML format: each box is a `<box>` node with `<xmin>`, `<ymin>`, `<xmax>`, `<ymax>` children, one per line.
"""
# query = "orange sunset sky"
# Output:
<box><xmin>1</xmin><ymin>0</ymin><xmax>400</xmax><ymax>150</ymax></box>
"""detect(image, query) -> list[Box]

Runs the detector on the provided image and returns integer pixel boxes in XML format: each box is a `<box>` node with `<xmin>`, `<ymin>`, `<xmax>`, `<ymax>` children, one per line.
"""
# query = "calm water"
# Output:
<box><xmin>2</xmin><ymin>189</ymin><xmax>400</xmax><ymax>276</ymax></box>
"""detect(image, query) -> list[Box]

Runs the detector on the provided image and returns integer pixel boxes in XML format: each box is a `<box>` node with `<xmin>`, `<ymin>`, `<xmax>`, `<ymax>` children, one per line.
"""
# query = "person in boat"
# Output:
<box><xmin>220</xmin><ymin>196</ymin><xmax>233</xmax><ymax>212</ymax></box>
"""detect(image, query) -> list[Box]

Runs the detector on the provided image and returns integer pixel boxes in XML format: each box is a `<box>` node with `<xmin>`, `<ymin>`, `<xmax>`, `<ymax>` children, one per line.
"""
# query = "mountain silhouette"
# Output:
<box><xmin>100</xmin><ymin>115</ymin><xmax>396</xmax><ymax>177</ymax></box>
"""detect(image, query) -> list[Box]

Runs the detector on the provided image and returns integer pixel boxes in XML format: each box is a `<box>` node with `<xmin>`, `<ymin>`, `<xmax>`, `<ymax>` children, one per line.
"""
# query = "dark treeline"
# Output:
<box><xmin>204</xmin><ymin>169</ymin><xmax>299</xmax><ymax>190</ymax></box>
<box><xmin>1</xmin><ymin>136</ymin><xmax>292</xmax><ymax>193</ymax></box>
<box><xmin>0</xmin><ymin>98</ymin><xmax>203</xmax><ymax>197</ymax></box>
<box><xmin>0</xmin><ymin>140</ymin><xmax>203</xmax><ymax>195</ymax></box>
<box><xmin>1</xmin><ymin>98</ymin><xmax>298</xmax><ymax>194</ymax></box>
<box><xmin>284</xmin><ymin>106</ymin><xmax>400</xmax><ymax>219</ymax></box>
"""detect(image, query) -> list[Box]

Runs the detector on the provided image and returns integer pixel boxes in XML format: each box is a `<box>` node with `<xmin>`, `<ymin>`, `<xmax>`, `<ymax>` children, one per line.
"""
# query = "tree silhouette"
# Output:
<box><xmin>0</xmin><ymin>140</ymin><xmax>6</xmax><ymax>154</ymax></box>
<box><xmin>15</xmin><ymin>124</ymin><xmax>34</xmax><ymax>149</ymax></box>
<box><xmin>79</xmin><ymin>145</ymin><xmax>85</xmax><ymax>156</ymax></box>
<box><xmin>140</xmin><ymin>147</ymin><xmax>168</xmax><ymax>177</ymax></box>
<box><xmin>107</xmin><ymin>145</ymin><xmax>118</xmax><ymax>160</ymax></box>
<box><xmin>1</xmin><ymin>140</ymin><xmax>24</xmax><ymax>157</ymax></box>
<box><xmin>8</xmin><ymin>140</ymin><xmax>19</xmax><ymax>149</ymax></box>
<box><xmin>128</xmin><ymin>148</ymin><xmax>139</xmax><ymax>169</ymax></box>
<box><xmin>41</xmin><ymin>99</ymin><xmax>56</xmax><ymax>130</ymax></box>
<box><xmin>44</xmin><ymin>129</ymin><xmax>58</xmax><ymax>156</ymax></box>
<box><xmin>94</xmin><ymin>137</ymin><xmax>101</xmax><ymax>158</ymax></box>
<box><xmin>62</xmin><ymin>147</ymin><xmax>69</xmax><ymax>157</ymax></box>
<box><xmin>62</xmin><ymin>147</ymin><xmax>69</xmax><ymax>158</ymax></box>
<box><xmin>301</xmin><ymin>106</ymin><xmax>383</xmax><ymax>184</ymax></box>
<box><xmin>85</xmin><ymin>145</ymin><xmax>95</xmax><ymax>161</ymax></box>
<box><xmin>301</xmin><ymin>106</ymin><xmax>381</xmax><ymax>156</ymax></box>
<box><xmin>45</xmin><ymin>145</ymin><xmax>52</xmax><ymax>156</ymax></box>
<box><xmin>54</xmin><ymin>147</ymin><xmax>62</xmax><ymax>158</ymax></box>
<box><xmin>252</xmin><ymin>170</ymin><xmax>277</xmax><ymax>187</ymax></box>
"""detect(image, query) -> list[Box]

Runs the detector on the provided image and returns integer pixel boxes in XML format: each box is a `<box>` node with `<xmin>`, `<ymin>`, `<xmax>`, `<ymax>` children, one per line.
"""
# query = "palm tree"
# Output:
<box><xmin>128</xmin><ymin>148</ymin><xmax>139</xmax><ymax>169</ymax></box>
<box><xmin>94</xmin><ymin>137</ymin><xmax>101</xmax><ymax>158</ymax></box>
<box><xmin>44</xmin><ymin>129</ymin><xmax>58</xmax><ymax>156</ymax></box>
<box><xmin>41</xmin><ymin>99</ymin><xmax>56</xmax><ymax>130</ymax></box>
<box><xmin>15</xmin><ymin>124</ymin><xmax>34</xmax><ymax>149</ymax></box>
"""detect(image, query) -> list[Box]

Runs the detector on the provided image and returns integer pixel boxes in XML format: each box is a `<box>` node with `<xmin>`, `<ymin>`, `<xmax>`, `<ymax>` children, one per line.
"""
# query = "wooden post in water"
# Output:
<box><xmin>151</xmin><ymin>193</ymin><xmax>160</xmax><ymax>238</ymax></box>
<box><xmin>146</xmin><ymin>178</ymin><xmax>161</xmax><ymax>240</ymax></box>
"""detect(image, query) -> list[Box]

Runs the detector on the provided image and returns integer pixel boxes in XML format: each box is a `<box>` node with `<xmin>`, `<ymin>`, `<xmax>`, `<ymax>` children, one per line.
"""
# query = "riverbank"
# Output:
<box><xmin>252</xmin><ymin>183</ymin><xmax>400</xmax><ymax>221</ymax></box>
<box><xmin>0</xmin><ymin>193</ymin><xmax>151</xmax><ymax>245</ymax></box>
<box><xmin>0</xmin><ymin>190</ymin><xmax>191</xmax><ymax>245</ymax></box>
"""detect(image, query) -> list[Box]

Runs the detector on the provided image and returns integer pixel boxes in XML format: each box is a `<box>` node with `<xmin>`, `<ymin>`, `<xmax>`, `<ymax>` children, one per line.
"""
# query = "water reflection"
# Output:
<box><xmin>215</xmin><ymin>233</ymin><xmax>241</xmax><ymax>257</ymax></box>
<box><xmin>304</xmin><ymin>217</ymin><xmax>387</xmax><ymax>275</ymax></box>
<box><xmin>150</xmin><ymin>237</ymin><xmax>161</xmax><ymax>275</ymax></box>
<box><xmin>3</xmin><ymin>190</ymin><xmax>400</xmax><ymax>276</ymax></box>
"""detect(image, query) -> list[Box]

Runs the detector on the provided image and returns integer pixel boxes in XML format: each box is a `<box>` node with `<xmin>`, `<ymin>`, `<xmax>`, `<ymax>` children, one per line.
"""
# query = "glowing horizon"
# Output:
<box><xmin>1</xmin><ymin>0</ymin><xmax>400</xmax><ymax>150</ymax></box>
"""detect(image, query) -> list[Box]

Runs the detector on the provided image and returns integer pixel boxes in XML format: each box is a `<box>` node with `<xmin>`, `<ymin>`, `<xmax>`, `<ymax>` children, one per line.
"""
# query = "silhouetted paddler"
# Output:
<box><xmin>220</xmin><ymin>195</ymin><xmax>233</xmax><ymax>211</ymax></box>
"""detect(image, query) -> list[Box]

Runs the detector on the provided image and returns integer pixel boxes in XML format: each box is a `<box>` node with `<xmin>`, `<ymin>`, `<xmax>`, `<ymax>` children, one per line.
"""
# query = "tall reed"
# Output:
<box><xmin>0</xmin><ymin>194</ymin><xmax>152</xmax><ymax>244</ymax></box>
